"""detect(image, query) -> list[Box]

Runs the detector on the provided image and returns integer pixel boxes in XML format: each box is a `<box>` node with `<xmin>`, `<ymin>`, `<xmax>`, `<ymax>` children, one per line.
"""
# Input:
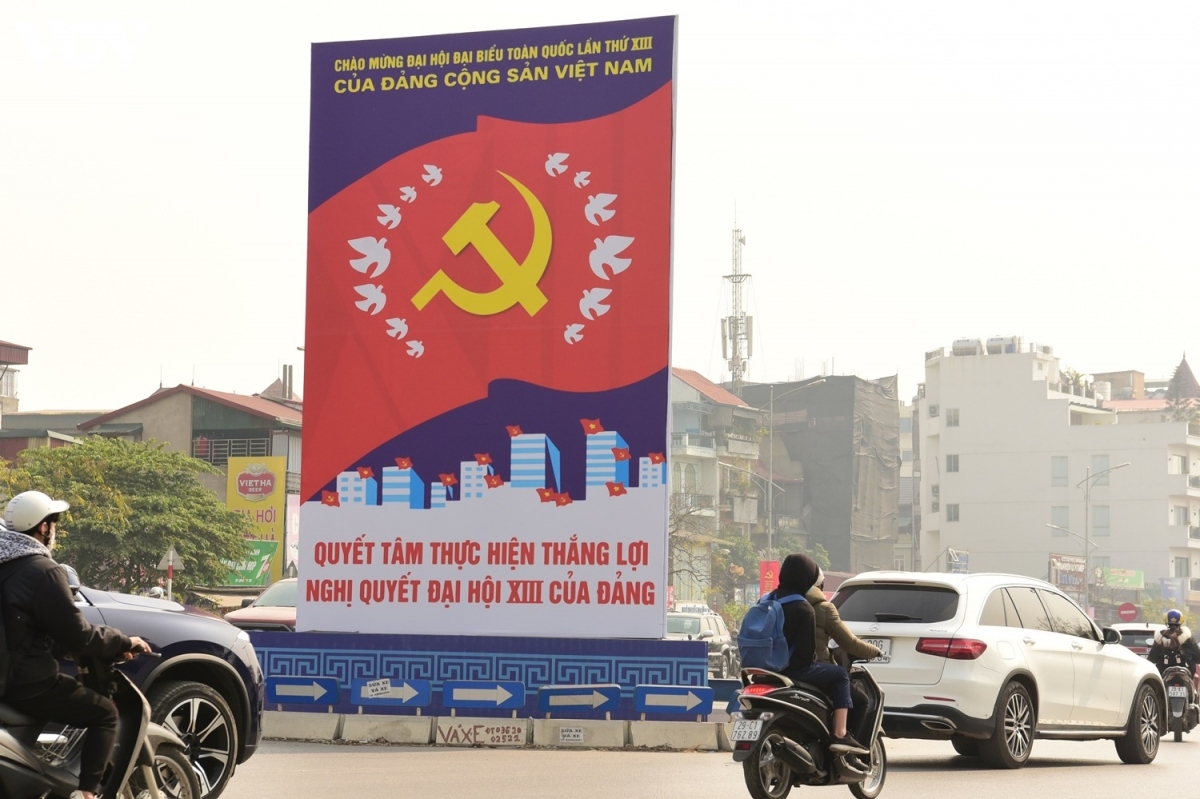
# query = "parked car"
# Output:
<box><xmin>223</xmin><ymin>578</ymin><xmax>297</xmax><ymax>632</ymax></box>
<box><xmin>834</xmin><ymin>572</ymin><xmax>1165</xmax><ymax>768</ymax></box>
<box><xmin>65</xmin><ymin>567</ymin><xmax>264</xmax><ymax>798</ymax></box>
<box><xmin>666</xmin><ymin>610</ymin><xmax>739</xmax><ymax>678</ymax></box>
<box><xmin>1111</xmin><ymin>622</ymin><xmax>1167</xmax><ymax>658</ymax></box>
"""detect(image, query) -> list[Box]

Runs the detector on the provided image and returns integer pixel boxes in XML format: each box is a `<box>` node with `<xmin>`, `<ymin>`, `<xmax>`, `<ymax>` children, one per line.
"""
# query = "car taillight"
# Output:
<box><xmin>743</xmin><ymin>684</ymin><xmax>778</xmax><ymax>696</ymax></box>
<box><xmin>916</xmin><ymin>637</ymin><xmax>988</xmax><ymax>660</ymax></box>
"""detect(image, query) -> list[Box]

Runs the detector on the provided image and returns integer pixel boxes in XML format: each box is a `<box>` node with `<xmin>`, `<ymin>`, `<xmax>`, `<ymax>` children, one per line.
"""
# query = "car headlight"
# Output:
<box><xmin>237</xmin><ymin>631</ymin><xmax>251</xmax><ymax>642</ymax></box>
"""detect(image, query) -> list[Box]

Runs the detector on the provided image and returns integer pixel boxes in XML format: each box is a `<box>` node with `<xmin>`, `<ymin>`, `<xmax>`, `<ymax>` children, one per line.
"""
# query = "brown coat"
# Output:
<box><xmin>806</xmin><ymin>586</ymin><xmax>882</xmax><ymax>664</ymax></box>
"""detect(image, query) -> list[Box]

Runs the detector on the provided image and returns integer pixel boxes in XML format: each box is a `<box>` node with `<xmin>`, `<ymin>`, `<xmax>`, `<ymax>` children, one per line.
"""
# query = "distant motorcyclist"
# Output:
<box><xmin>1</xmin><ymin>490</ymin><xmax>149</xmax><ymax>799</ymax></box>
<box><xmin>1147</xmin><ymin>609</ymin><xmax>1199</xmax><ymax>683</ymax></box>
<box><xmin>805</xmin><ymin>569</ymin><xmax>882</xmax><ymax>667</ymax></box>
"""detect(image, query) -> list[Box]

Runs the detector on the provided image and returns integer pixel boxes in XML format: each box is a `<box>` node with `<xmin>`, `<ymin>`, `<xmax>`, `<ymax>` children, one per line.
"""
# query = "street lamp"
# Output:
<box><xmin>1076</xmin><ymin>461</ymin><xmax>1131</xmax><ymax>614</ymax></box>
<box><xmin>765</xmin><ymin>377</ymin><xmax>826</xmax><ymax>558</ymax></box>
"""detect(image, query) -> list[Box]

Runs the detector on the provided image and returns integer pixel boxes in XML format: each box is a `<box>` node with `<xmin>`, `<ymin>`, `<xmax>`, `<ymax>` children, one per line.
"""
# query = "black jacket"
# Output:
<box><xmin>1</xmin><ymin>528</ymin><xmax>132</xmax><ymax>699</ymax></box>
<box><xmin>1147</xmin><ymin>626</ymin><xmax>1199</xmax><ymax>674</ymax></box>
<box><xmin>774</xmin><ymin>553</ymin><xmax>822</xmax><ymax>672</ymax></box>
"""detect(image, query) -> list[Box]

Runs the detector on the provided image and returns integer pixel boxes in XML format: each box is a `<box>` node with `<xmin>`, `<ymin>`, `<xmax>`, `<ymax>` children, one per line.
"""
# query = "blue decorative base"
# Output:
<box><xmin>251</xmin><ymin>632</ymin><xmax>709</xmax><ymax>721</ymax></box>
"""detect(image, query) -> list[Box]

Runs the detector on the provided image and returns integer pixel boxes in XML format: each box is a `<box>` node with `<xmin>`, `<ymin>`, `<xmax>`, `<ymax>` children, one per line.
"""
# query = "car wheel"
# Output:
<box><xmin>979</xmin><ymin>681</ymin><xmax>1034</xmax><ymax>769</ymax></box>
<box><xmin>950</xmin><ymin>735</ymin><xmax>980</xmax><ymax>757</ymax></box>
<box><xmin>1114</xmin><ymin>683</ymin><xmax>1161</xmax><ymax>764</ymax></box>
<box><xmin>149</xmin><ymin>680</ymin><xmax>239</xmax><ymax>798</ymax></box>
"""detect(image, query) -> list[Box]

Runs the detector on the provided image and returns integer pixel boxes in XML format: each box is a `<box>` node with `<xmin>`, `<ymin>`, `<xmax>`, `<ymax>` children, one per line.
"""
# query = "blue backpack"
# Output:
<box><xmin>737</xmin><ymin>593</ymin><xmax>804</xmax><ymax>671</ymax></box>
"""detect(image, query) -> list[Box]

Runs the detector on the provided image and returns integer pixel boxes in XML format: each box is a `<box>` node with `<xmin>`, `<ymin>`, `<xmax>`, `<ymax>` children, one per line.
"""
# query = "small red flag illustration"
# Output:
<box><xmin>439</xmin><ymin>473</ymin><xmax>458</xmax><ymax>487</ymax></box>
<box><xmin>536</xmin><ymin>488</ymin><xmax>558</xmax><ymax>503</ymax></box>
<box><xmin>506</xmin><ymin>425</ymin><xmax>524</xmax><ymax>437</ymax></box>
<box><xmin>357</xmin><ymin>466</ymin><xmax>374</xmax><ymax>479</ymax></box>
<box><xmin>484</xmin><ymin>474</ymin><xmax>504</xmax><ymax>488</ymax></box>
<box><xmin>606</xmin><ymin>481</ymin><xmax>628</xmax><ymax>497</ymax></box>
<box><xmin>554</xmin><ymin>492</ymin><xmax>574</xmax><ymax>507</ymax></box>
<box><xmin>394</xmin><ymin>457</ymin><xmax>413</xmax><ymax>469</ymax></box>
<box><xmin>611</xmin><ymin>447</ymin><xmax>631</xmax><ymax>461</ymax></box>
<box><xmin>648</xmin><ymin>452</ymin><xmax>665</xmax><ymax>464</ymax></box>
<box><xmin>580</xmin><ymin>418</ymin><xmax>604</xmax><ymax>434</ymax></box>
<box><xmin>321</xmin><ymin>491</ymin><xmax>340</xmax><ymax>507</ymax></box>
<box><xmin>474</xmin><ymin>453</ymin><xmax>492</xmax><ymax>466</ymax></box>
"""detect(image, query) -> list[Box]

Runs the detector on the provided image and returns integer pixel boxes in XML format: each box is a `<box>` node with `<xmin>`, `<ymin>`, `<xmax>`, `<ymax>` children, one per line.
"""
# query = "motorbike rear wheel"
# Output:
<box><xmin>848</xmin><ymin>736</ymin><xmax>887</xmax><ymax>799</ymax></box>
<box><xmin>127</xmin><ymin>744</ymin><xmax>202</xmax><ymax>799</ymax></box>
<box><xmin>743</xmin><ymin>733</ymin><xmax>794</xmax><ymax>799</ymax></box>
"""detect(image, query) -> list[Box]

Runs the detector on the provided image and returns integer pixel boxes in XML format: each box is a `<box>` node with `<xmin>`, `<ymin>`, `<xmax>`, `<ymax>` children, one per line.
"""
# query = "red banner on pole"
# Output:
<box><xmin>759</xmin><ymin>560</ymin><xmax>780</xmax><ymax>597</ymax></box>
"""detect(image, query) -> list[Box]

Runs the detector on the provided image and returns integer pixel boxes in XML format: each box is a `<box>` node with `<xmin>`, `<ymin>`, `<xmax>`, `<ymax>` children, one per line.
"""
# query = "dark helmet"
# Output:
<box><xmin>1166</xmin><ymin>609</ymin><xmax>1183</xmax><ymax>626</ymax></box>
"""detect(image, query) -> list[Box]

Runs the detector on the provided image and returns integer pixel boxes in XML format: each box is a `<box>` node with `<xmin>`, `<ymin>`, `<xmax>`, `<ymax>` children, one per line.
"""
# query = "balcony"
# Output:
<box><xmin>718</xmin><ymin>433</ymin><xmax>760</xmax><ymax>460</ymax></box>
<box><xmin>1191</xmin><ymin>475</ymin><xmax>1200</xmax><ymax>490</ymax></box>
<box><xmin>671</xmin><ymin>492</ymin><xmax>716</xmax><ymax>515</ymax></box>
<box><xmin>1191</xmin><ymin>525</ymin><xmax>1200</xmax><ymax>541</ymax></box>
<box><xmin>671</xmin><ymin>432</ymin><xmax>715</xmax><ymax>458</ymax></box>
<box><xmin>1190</xmin><ymin>423</ymin><xmax>1200</xmax><ymax>438</ymax></box>
<box><xmin>286</xmin><ymin>471</ymin><xmax>301</xmax><ymax>494</ymax></box>
<box><xmin>192</xmin><ymin>437</ymin><xmax>270</xmax><ymax>467</ymax></box>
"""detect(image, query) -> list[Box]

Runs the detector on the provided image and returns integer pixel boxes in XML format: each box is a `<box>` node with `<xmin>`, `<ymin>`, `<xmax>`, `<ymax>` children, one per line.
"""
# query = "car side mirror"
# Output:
<box><xmin>240</xmin><ymin>598</ymin><xmax>254</xmax><ymax>608</ymax></box>
<box><xmin>698</xmin><ymin>630</ymin><xmax>714</xmax><ymax>640</ymax></box>
<box><xmin>1102</xmin><ymin>627</ymin><xmax>1121</xmax><ymax>645</ymax></box>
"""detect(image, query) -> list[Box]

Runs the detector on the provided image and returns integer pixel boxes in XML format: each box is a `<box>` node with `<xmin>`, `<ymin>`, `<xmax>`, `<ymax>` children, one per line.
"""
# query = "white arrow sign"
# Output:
<box><xmin>644</xmin><ymin>691</ymin><xmax>702</xmax><ymax>711</ymax></box>
<box><xmin>276</xmin><ymin>682</ymin><xmax>329</xmax><ymax>701</ymax></box>
<box><xmin>548</xmin><ymin>691</ymin><xmax>609</xmax><ymax>709</ymax></box>
<box><xmin>452</xmin><ymin>685</ymin><xmax>512</xmax><ymax>705</ymax></box>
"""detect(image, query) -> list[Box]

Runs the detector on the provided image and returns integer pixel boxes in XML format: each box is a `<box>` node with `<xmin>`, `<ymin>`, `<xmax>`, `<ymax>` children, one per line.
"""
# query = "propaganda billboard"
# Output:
<box><xmin>225</xmin><ymin>456</ymin><xmax>286</xmax><ymax>586</ymax></box>
<box><xmin>300</xmin><ymin>17</ymin><xmax>676</xmax><ymax>637</ymax></box>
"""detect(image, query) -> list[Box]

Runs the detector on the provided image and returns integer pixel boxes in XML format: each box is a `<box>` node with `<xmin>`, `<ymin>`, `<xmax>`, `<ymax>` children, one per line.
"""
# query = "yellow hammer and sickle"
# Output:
<box><xmin>412</xmin><ymin>171</ymin><xmax>552</xmax><ymax>316</ymax></box>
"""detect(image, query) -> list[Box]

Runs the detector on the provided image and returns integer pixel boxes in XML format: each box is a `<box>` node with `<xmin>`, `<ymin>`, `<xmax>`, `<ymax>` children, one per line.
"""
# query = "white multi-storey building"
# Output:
<box><xmin>585</xmin><ymin>430</ymin><xmax>629</xmax><ymax>498</ymax></box>
<box><xmin>337</xmin><ymin>471</ymin><xmax>378</xmax><ymax>505</ymax></box>
<box><xmin>509</xmin><ymin>434</ymin><xmax>561</xmax><ymax>491</ymax></box>
<box><xmin>918</xmin><ymin>338</ymin><xmax>1200</xmax><ymax>615</ymax></box>
<box><xmin>381</xmin><ymin>465</ymin><xmax>424</xmax><ymax>508</ymax></box>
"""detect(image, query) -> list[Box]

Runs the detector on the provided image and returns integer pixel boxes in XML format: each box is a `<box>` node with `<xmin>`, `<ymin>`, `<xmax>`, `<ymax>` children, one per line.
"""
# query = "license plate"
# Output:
<box><xmin>730</xmin><ymin>719</ymin><xmax>764</xmax><ymax>741</ymax></box>
<box><xmin>1169</xmin><ymin>686</ymin><xmax>1188</xmax><ymax>698</ymax></box>
<box><xmin>864</xmin><ymin>638</ymin><xmax>891</xmax><ymax>663</ymax></box>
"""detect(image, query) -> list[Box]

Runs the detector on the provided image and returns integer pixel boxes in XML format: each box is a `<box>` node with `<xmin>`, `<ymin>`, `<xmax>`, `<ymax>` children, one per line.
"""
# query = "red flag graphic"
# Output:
<box><xmin>611</xmin><ymin>447</ymin><xmax>631</xmax><ymax>461</ymax></box>
<box><xmin>648</xmin><ymin>452</ymin><xmax>665</xmax><ymax>464</ymax></box>
<box><xmin>357</xmin><ymin>466</ymin><xmax>375</xmax><ymax>479</ymax></box>
<box><xmin>321</xmin><ymin>490</ymin><xmax>340</xmax><ymax>507</ymax></box>
<box><xmin>439</xmin><ymin>473</ymin><xmax>458</xmax><ymax>487</ymax></box>
<box><xmin>394</xmin><ymin>457</ymin><xmax>413</xmax><ymax>469</ymax></box>
<box><xmin>484</xmin><ymin>474</ymin><xmax>504</xmax><ymax>488</ymax></box>
<box><xmin>506</xmin><ymin>425</ymin><xmax>524</xmax><ymax>437</ymax></box>
<box><xmin>474</xmin><ymin>453</ymin><xmax>493</xmax><ymax>466</ymax></box>
<box><xmin>536</xmin><ymin>488</ymin><xmax>558</xmax><ymax>503</ymax></box>
<box><xmin>605</xmin><ymin>481</ymin><xmax>627</xmax><ymax>497</ymax></box>
<box><xmin>580</xmin><ymin>418</ymin><xmax>605</xmax><ymax>434</ymax></box>
<box><xmin>554</xmin><ymin>492</ymin><xmax>574</xmax><ymax>507</ymax></box>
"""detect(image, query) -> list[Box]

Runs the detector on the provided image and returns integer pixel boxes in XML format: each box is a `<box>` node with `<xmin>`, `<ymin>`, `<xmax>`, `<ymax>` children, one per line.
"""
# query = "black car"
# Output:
<box><xmin>67</xmin><ymin>570</ymin><xmax>264</xmax><ymax>799</ymax></box>
<box><xmin>666</xmin><ymin>610</ymin><xmax>739</xmax><ymax>678</ymax></box>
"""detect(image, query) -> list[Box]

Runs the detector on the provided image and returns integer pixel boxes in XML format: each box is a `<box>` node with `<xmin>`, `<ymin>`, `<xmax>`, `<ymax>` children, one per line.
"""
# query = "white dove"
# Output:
<box><xmin>579</xmin><ymin>288</ymin><xmax>613</xmax><ymax>320</ymax></box>
<box><xmin>564</xmin><ymin>324</ymin><xmax>585</xmax><ymax>344</ymax></box>
<box><xmin>584</xmin><ymin>193</ymin><xmax>618</xmax><ymax>226</ymax></box>
<box><xmin>589</xmin><ymin>236</ymin><xmax>635</xmax><ymax>280</ymax></box>
<box><xmin>399</xmin><ymin>186</ymin><xmax>417</xmax><ymax>203</ymax></box>
<box><xmin>421</xmin><ymin>165</ymin><xmax>443</xmax><ymax>186</ymax></box>
<box><xmin>385</xmin><ymin>318</ymin><xmax>409</xmax><ymax>339</ymax></box>
<box><xmin>573</xmin><ymin>171</ymin><xmax>591</xmax><ymax>188</ymax></box>
<box><xmin>545</xmin><ymin>153</ymin><xmax>569</xmax><ymax>177</ymax></box>
<box><xmin>354</xmin><ymin>284</ymin><xmax>386</xmax><ymax>315</ymax></box>
<box><xmin>348</xmin><ymin>237</ymin><xmax>390</xmax><ymax>278</ymax></box>
<box><xmin>376</xmin><ymin>205</ymin><xmax>402</xmax><ymax>229</ymax></box>
<box><xmin>406</xmin><ymin>340</ymin><xmax>425</xmax><ymax>358</ymax></box>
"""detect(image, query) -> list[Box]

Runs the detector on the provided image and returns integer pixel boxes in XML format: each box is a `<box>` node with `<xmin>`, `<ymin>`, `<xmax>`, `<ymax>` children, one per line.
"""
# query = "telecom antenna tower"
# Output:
<box><xmin>722</xmin><ymin>227</ymin><xmax>753</xmax><ymax>397</ymax></box>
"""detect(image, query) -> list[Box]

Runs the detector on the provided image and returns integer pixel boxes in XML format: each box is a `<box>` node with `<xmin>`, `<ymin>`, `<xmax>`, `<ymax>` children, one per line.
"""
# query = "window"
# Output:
<box><xmin>1092</xmin><ymin>505</ymin><xmax>1110</xmax><ymax>537</ymax></box>
<box><xmin>899</xmin><ymin>418</ymin><xmax>912</xmax><ymax>434</ymax></box>
<box><xmin>894</xmin><ymin>556</ymin><xmax>907</xmax><ymax>570</ymax></box>
<box><xmin>1051</xmin><ymin>456</ymin><xmax>1068</xmax><ymax>487</ymax></box>
<box><xmin>946</xmin><ymin>408</ymin><xmax>960</xmax><ymax>427</ymax></box>
<box><xmin>1173</xmin><ymin>454</ymin><xmax>1189</xmax><ymax>475</ymax></box>
<box><xmin>1005</xmin><ymin>586</ymin><xmax>1053</xmax><ymax>632</ymax></box>
<box><xmin>1174</xmin><ymin>506</ymin><xmax>1189</xmax><ymax>526</ymax></box>
<box><xmin>1091</xmin><ymin>454</ymin><xmax>1110</xmax><ymax>485</ymax></box>
<box><xmin>929</xmin><ymin>404</ymin><xmax>940</xmax><ymax>418</ymax></box>
<box><xmin>946</xmin><ymin>454</ymin><xmax>959</xmax><ymax>473</ymax></box>
<box><xmin>979</xmin><ymin>590</ymin><xmax>1007</xmax><ymax>626</ymax></box>
<box><xmin>946</xmin><ymin>503</ymin><xmax>960</xmax><ymax>522</ymax></box>
<box><xmin>902</xmin><ymin>450</ymin><xmax>913</xmax><ymax>462</ymax></box>
<box><xmin>1050</xmin><ymin>506</ymin><xmax>1069</xmax><ymax>535</ymax></box>
<box><xmin>931</xmin><ymin>484</ymin><xmax>939</xmax><ymax>512</ymax></box>
<box><xmin>1092</xmin><ymin>555</ymin><xmax>1110</xmax><ymax>571</ymax></box>
<box><xmin>1176</xmin><ymin>557</ymin><xmax>1191</xmax><ymax>579</ymax></box>
<box><xmin>832</xmin><ymin>585</ymin><xmax>960</xmax><ymax>623</ymax></box>
<box><xmin>1038</xmin><ymin>589</ymin><xmax>1097</xmax><ymax>639</ymax></box>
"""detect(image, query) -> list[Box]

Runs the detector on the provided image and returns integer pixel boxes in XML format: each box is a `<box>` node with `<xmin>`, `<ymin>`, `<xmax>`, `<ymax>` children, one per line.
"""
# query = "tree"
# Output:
<box><xmin>1164</xmin><ymin>361</ymin><xmax>1200</xmax><ymax>424</ymax></box>
<box><xmin>0</xmin><ymin>437</ymin><xmax>253</xmax><ymax>594</ymax></box>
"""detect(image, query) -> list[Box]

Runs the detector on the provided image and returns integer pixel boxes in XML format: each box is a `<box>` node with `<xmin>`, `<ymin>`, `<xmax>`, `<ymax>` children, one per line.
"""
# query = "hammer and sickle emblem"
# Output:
<box><xmin>412</xmin><ymin>171</ymin><xmax>552</xmax><ymax>316</ymax></box>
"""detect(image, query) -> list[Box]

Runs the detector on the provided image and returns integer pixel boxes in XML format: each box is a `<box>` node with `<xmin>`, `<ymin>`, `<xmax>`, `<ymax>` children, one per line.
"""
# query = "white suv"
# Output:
<box><xmin>834</xmin><ymin>572</ymin><xmax>1165</xmax><ymax>768</ymax></box>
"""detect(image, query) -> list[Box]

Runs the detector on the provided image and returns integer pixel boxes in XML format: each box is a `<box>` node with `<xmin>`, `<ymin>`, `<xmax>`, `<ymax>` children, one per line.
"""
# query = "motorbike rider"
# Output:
<box><xmin>774</xmin><ymin>552</ymin><xmax>869</xmax><ymax>755</ymax></box>
<box><xmin>805</xmin><ymin>569</ymin><xmax>881</xmax><ymax>667</ymax></box>
<box><xmin>1</xmin><ymin>490</ymin><xmax>149</xmax><ymax>799</ymax></box>
<box><xmin>1147</xmin><ymin>609</ymin><xmax>1199</xmax><ymax>684</ymax></box>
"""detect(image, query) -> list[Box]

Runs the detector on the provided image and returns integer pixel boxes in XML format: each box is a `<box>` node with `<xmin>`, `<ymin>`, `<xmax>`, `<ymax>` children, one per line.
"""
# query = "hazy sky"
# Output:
<box><xmin>3</xmin><ymin>2</ymin><xmax>1197</xmax><ymax>411</ymax></box>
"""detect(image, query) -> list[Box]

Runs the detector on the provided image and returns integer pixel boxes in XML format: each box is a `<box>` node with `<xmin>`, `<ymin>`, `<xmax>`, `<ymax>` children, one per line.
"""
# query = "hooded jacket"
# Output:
<box><xmin>1149</xmin><ymin>625</ymin><xmax>1199</xmax><ymax>673</ymax></box>
<box><xmin>773</xmin><ymin>553</ymin><xmax>820</xmax><ymax>672</ymax></box>
<box><xmin>805</xmin><ymin>585</ymin><xmax>882</xmax><ymax>664</ymax></box>
<box><xmin>0</xmin><ymin>525</ymin><xmax>132</xmax><ymax>699</ymax></box>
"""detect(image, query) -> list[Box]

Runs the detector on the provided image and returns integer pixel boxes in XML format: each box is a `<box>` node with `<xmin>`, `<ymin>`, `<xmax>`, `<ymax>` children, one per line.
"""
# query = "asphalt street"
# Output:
<box><xmin>222</xmin><ymin>735</ymin><xmax>1198</xmax><ymax>798</ymax></box>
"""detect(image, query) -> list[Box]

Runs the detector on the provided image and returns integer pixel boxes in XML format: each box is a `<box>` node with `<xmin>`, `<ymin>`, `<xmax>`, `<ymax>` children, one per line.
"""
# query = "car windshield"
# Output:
<box><xmin>833</xmin><ymin>584</ymin><xmax>960</xmax><ymax>623</ymax></box>
<box><xmin>253</xmin><ymin>580</ymin><xmax>297</xmax><ymax>608</ymax></box>
<box><xmin>1120</xmin><ymin>631</ymin><xmax>1155</xmax><ymax>648</ymax></box>
<box><xmin>667</xmin><ymin>615</ymin><xmax>702</xmax><ymax>635</ymax></box>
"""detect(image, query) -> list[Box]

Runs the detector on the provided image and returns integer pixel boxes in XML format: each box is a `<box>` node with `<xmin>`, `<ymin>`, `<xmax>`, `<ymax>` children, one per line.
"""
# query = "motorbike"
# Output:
<box><xmin>730</xmin><ymin>666</ymin><xmax>886</xmax><ymax>799</ymax></box>
<box><xmin>1162</xmin><ymin>665</ymin><xmax>1199</xmax><ymax>743</ymax></box>
<box><xmin>0</xmin><ymin>652</ymin><xmax>201</xmax><ymax>799</ymax></box>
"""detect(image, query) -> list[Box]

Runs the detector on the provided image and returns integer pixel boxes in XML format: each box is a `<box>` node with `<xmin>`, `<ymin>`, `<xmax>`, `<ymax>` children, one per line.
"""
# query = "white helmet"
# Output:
<box><xmin>4</xmin><ymin>490</ymin><xmax>70</xmax><ymax>533</ymax></box>
<box><xmin>148</xmin><ymin>587</ymin><xmax>165</xmax><ymax>598</ymax></box>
